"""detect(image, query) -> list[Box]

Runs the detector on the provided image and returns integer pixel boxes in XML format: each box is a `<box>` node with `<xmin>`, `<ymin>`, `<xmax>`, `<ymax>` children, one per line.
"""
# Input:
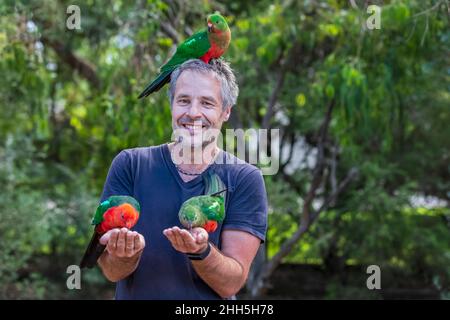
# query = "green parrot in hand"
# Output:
<box><xmin>138</xmin><ymin>12</ymin><xmax>231</xmax><ymax>98</ymax></box>
<box><xmin>178</xmin><ymin>172</ymin><xmax>226</xmax><ymax>233</ymax></box>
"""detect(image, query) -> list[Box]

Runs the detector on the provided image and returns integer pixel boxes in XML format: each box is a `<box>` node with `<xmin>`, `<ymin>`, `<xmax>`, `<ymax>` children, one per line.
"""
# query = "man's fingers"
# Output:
<box><xmin>196</xmin><ymin>233</ymin><xmax>206</xmax><ymax>243</ymax></box>
<box><xmin>134</xmin><ymin>232</ymin><xmax>145</xmax><ymax>252</ymax></box>
<box><xmin>163</xmin><ymin>226</ymin><xmax>208</xmax><ymax>253</ymax></box>
<box><xmin>164</xmin><ymin>228</ymin><xmax>180</xmax><ymax>248</ymax></box>
<box><xmin>105</xmin><ymin>229</ymin><xmax>120</xmax><ymax>253</ymax></box>
<box><xmin>99</xmin><ymin>229</ymin><xmax>112</xmax><ymax>245</ymax></box>
<box><xmin>190</xmin><ymin>227</ymin><xmax>208</xmax><ymax>244</ymax></box>
<box><xmin>179</xmin><ymin>229</ymin><xmax>197</xmax><ymax>249</ymax></box>
<box><xmin>163</xmin><ymin>228</ymin><xmax>182</xmax><ymax>249</ymax></box>
<box><xmin>125</xmin><ymin>231</ymin><xmax>135</xmax><ymax>255</ymax></box>
<box><xmin>180</xmin><ymin>229</ymin><xmax>196</xmax><ymax>242</ymax></box>
<box><xmin>173</xmin><ymin>227</ymin><xmax>191</xmax><ymax>248</ymax></box>
<box><xmin>116</xmin><ymin>228</ymin><xmax>128</xmax><ymax>256</ymax></box>
<box><xmin>103</xmin><ymin>228</ymin><xmax>145</xmax><ymax>259</ymax></box>
<box><xmin>177</xmin><ymin>229</ymin><xmax>191</xmax><ymax>249</ymax></box>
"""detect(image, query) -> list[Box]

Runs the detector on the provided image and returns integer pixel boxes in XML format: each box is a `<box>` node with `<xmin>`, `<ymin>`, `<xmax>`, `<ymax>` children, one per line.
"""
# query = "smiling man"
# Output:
<box><xmin>97</xmin><ymin>59</ymin><xmax>268</xmax><ymax>300</ymax></box>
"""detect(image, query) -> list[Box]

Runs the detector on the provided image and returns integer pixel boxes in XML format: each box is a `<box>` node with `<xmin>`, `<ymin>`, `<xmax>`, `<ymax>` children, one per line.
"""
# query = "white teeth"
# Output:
<box><xmin>184</xmin><ymin>124</ymin><xmax>203</xmax><ymax>130</ymax></box>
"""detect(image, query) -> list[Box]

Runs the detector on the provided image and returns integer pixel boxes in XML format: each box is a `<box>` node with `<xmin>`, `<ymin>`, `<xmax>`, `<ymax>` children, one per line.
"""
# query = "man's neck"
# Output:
<box><xmin>169</xmin><ymin>142</ymin><xmax>220</xmax><ymax>172</ymax></box>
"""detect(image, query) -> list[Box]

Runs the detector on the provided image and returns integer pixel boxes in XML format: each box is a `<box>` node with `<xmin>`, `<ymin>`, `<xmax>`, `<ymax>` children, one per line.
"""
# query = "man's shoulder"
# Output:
<box><xmin>119</xmin><ymin>144</ymin><xmax>165</xmax><ymax>160</ymax></box>
<box><xmin>110</xmin><ymin>144</ymin><xmax>166</xmax><ymax>172</ymax></box>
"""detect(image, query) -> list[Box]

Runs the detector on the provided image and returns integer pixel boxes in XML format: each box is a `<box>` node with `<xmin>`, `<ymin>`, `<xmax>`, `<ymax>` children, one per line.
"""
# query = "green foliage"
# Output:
<box><xmin>0</xmin><ymin>0</ymin><xmax>448</xmax><ymax>299</ymax></box>
<box><xmin>0</xmin><ymin>134</ymin><xmax>114</xmax><ymax>298</ymax></box>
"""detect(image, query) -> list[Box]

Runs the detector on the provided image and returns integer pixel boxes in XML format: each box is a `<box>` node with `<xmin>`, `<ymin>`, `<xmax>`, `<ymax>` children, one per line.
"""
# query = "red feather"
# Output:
<box><xmin>202</xmin><ymin>220</ymin><xmax>218</xmax><ymax>233</ymax></box>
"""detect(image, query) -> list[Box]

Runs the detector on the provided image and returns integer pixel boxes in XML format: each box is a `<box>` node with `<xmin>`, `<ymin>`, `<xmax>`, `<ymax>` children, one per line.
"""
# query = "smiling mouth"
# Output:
<box><xmin>181</xmin><ymin>123</ymin><xmax>207</xmax><ymax>130</ymax></box>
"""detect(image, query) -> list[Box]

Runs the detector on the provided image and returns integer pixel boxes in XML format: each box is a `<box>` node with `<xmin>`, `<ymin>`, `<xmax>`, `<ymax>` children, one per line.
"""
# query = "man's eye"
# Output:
<box><xmin>202</xmin><ymin>101</ymin><xmax>213</xmax><ymax>107</ymax></box>
<box><xmin>178</xmin><ymin>99</ymin><xmax>189</xmax><ymax>104</ymax></box>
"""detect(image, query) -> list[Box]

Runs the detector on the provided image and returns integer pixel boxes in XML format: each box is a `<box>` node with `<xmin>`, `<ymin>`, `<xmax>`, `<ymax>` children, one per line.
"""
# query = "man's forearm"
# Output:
<box><xmin>98</xmin><ymin>251</ymin><xmax>141</xmax><ymax>282</ymax></box>
<box><xmin>191</xmin><ymin>244</ymin><xmax>246</xmax><ymax>298</ymax></box>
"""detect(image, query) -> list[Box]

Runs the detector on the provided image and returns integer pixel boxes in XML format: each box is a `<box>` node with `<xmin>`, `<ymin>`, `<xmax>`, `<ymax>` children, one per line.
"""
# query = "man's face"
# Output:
<box><xmin>171</xmin><ymin>70</ymin><xmax>231</xmax><ymax>149</ymax></box>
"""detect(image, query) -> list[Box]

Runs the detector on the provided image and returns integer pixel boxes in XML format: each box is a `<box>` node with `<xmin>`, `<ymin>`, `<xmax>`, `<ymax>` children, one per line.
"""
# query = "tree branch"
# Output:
<box><xmin>160</xmin><ymin>21</ymin><xmax>182</xmax><ymax>44</ymax></box>
<box><xmin>261</xmin><ymin>46</ymin><xmax>298</xmax><ymax>129</ymax></box>
<box><xmin>250</xmin><ymin>165</ymin><xmax>358</xmax><ymax>297</ymax></box>
<box><xmin>40</xmin><ymin>36</ymin><xmax>100</xmax><ymax>88</ymax></box>
<box><xmin>329</xmin><ymin>144</ymin><xmax>338</xmax><ymax>206</ymax></box>
<box><xmin>301</xmin><ymin>97</ymin><xmax>335</xmax><ymax>227</ymax></box>
<box><xmin>250</xmin><ymin>98</ymin><xmax>353</xmax><ymax>298</ymax></box>
<box><xmin>413</xmin><ymin>0</ymin><xmax>445</xmax><ymax>17</ymax></box>
<box><xmin>280</xmin><ymin>132</ymin><xmax>296</xmax><ymax>172</ymax></box>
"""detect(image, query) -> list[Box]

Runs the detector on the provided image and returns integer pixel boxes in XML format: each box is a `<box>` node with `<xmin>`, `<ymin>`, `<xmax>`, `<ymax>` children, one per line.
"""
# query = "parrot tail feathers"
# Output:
<box><xmin>204</xmin><ymin>172</ymin><xmax>227</xmax><ymax>206</ymax></box>
<box><xmin>138</xmin><ymin>70</ymin><xmax>172</xmax><ymax>99</ymax></box>
<box><xmin>79</xmin><ymin>232</ymin><xmax>106</xmax><ymax>269</ymax></box>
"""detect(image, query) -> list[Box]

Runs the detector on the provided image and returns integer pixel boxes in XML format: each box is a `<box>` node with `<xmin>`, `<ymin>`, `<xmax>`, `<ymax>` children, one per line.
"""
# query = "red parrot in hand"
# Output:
<box><xmin>79</xmin><ymin>196</ymin><xmax>140</xmax><ymax>269</ymax></box>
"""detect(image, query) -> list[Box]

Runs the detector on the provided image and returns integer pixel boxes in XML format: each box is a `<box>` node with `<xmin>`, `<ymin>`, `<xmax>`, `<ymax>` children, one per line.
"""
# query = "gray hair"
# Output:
<box><xmin>168</xmin><ymin>59</ymin><xmax>239</xmax><ymax>110</ymax></box>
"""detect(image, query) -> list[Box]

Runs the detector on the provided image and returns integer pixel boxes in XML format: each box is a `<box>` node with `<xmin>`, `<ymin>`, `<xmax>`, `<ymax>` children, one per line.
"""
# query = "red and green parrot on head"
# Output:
<box><xmin>138</xmin><ymin>12</ymin><xmax>231</xmax><ymax>98</ymax></box>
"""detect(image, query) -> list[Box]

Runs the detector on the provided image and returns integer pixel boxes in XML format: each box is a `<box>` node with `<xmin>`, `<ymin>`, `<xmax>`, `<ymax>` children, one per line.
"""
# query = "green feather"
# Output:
<box><xmin>162</xmin><ymin>31</ymin><xmax>211</xmax><ymax>71</ymax></box>
<box><xmin>203</xmin><ymin>171</ymin><xmax>227</xmax><ymax>205</ymax></box>
<box><xmin>92</xmin><ymin>200</ymin><xmax>110</xmax><ymax>225</ymax></box>
<box><xmin>137</xmin><ymin>70</ymin><xmax>172</xmax><ymax>99</ymax></box>
<box><xmin>200</xmin><ymin>196</ymin><xmax>225</xmax><ymax>221</ymax></box>
<box><xmin>138</xmin><ymin>31</ymin><xmax>211</xmax><ymax>98</ymax></box>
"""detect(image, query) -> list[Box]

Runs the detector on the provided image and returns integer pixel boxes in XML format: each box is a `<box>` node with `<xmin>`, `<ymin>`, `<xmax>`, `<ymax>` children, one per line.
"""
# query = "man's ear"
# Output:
<box><xmin>222</xmin><ymin>106</ymin><xmax>232</xmax><ymax>121</ymax></box>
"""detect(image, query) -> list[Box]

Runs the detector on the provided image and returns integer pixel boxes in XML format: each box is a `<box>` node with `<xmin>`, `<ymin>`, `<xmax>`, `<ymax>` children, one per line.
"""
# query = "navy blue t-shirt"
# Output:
<box><xmin>99</xmin><ymin>143</ymin><xmax>268</xmax><ymax>300</ymax></box>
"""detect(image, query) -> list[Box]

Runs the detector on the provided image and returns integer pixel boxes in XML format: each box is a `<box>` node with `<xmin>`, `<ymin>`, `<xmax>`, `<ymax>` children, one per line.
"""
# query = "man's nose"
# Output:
<box><xmin>187</xmin><ymin>100</ymin><xmax>202</xmax><ymax>118</ymax></box>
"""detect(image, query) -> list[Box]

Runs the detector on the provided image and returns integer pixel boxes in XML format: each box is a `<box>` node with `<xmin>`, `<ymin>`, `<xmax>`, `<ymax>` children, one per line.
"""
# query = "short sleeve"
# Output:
<box><xmin>100</xmin><ymin>150</ymin><xmax>134</xmax><ymax>203</ymax></box>
<box><xmin>223</xmin><ymin>168</ymin><xmax>268</xmax><ymax>242</ymax></box>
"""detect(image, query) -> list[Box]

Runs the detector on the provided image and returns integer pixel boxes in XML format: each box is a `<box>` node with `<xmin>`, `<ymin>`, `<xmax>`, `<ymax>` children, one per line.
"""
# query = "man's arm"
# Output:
<box><xmin>163</xmin><ymin>227</ymin><xmax>260</xmax><ymax>298</ymax></box>
<box><xmin>97</xmin><ymin>228</ymin><xmax>146</xmax><ymax>282</ymax></box>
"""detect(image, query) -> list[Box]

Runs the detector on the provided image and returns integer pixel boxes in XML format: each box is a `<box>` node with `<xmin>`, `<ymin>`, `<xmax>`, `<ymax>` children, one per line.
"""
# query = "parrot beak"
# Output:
<box><xmin>207</xmin><ymin>21</ymin><xmax>213</xmax><ymax>32</ymax></box>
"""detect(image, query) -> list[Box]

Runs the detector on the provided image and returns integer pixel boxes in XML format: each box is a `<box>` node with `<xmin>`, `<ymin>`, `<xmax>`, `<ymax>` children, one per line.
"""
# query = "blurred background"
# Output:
<box><xmin>0</xmin><ymin>0</ymin><xmax>448</xmax><ymax>299</ymax></box>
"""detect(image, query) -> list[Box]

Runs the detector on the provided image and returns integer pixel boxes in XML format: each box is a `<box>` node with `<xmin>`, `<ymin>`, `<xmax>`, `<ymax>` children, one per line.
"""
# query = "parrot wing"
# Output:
<box><xmin>79</xmin><ymin>231</ymin><xmax>105</xmax><ymax>269</ymax></box>
<box><xmin>160</xmin><ymin>30</ymin><xmax>211</xmax><ymax>72</ymax></box>
<box><xmin>92</xmin><ymin>199</ymin><xmax>111</xmax><ymax>225</ymax></box>
<box><xmin>201</xmin><ymin>196</ymin><xmax>225</xmax><ymax>222</ymax></box>
<box><xmin>138</xmin><ymin>30</ymin><xmax>211</xmax><ymax>98</ymax></box>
